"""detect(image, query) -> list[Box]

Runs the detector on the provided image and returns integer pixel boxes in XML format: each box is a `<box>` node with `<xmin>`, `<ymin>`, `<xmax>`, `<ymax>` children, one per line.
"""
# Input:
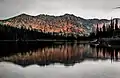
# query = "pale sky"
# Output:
<box><xmin>0</xmin><ymin>0</ymin><xmax>120</xmax><ymax>19</ymax></box>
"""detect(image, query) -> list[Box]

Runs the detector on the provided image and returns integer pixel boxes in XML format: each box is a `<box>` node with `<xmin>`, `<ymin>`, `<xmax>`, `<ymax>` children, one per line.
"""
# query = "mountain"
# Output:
<box><xmin>0</xmin><ymin>13</ymin><xmax>111</xmax><ymax>35</ymax></box>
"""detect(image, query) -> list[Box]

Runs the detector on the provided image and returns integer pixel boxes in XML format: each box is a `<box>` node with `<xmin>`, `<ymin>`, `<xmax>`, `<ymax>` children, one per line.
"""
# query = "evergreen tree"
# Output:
<box><xmin>115</xmin><ymin>19</ymin><xmax>119</xmax><ymax>30</ymax></box>
<box><xmin>103</xmin><ymin>24</ymin><xmax>106</xmax><ymax>32</ymax></box>
<box><xmin>111</xmin><ymin>18</ymin><xmax>114</xmax><ymax>30</ymax></box>
<box><xmin>96</xmin><ymin>24</ymin><xmax>99</xmax><ymax>38</ymax></box>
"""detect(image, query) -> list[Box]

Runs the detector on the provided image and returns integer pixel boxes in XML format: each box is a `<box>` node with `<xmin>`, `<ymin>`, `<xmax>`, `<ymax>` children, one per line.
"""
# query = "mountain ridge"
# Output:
<box><xmin>0</xmin><ymin>13</ymin><xmax>116</xmax><ymax>35</ymax></box>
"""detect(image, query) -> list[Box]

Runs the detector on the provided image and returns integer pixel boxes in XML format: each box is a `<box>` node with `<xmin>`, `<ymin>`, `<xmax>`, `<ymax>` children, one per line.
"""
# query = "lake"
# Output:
<box><xmin>0</xmin><ymin>41</ymin><xmax>120</xmax><ymax>78</ymax></box>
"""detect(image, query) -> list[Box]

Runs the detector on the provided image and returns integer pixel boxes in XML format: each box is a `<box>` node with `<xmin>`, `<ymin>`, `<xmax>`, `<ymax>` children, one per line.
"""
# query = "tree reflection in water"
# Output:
<box><xmin>0</xmin><ymin>42</ymin><xmax>120</xmax><ymax>66</ymax></box>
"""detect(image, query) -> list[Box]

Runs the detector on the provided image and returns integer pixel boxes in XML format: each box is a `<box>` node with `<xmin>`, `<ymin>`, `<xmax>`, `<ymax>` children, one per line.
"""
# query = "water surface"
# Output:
<box><xmin>0</xmin><ymin>42</ymin><xmax>120</xmax><ymax>78</ymax></box>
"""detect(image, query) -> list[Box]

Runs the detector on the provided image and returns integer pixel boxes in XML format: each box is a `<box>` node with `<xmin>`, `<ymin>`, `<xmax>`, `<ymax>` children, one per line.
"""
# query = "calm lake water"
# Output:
<box><xmin>0</xmin><ymin>42</ymin><xmax>120</xmax><ymax>78</ymax></box>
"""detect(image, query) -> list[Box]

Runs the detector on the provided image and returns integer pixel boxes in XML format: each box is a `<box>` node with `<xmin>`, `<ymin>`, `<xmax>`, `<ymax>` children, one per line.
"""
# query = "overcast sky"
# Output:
<box><xmin>0</xmin><ymin>0</ymin><xmax>120</xmax><ymax>19</ymax></box>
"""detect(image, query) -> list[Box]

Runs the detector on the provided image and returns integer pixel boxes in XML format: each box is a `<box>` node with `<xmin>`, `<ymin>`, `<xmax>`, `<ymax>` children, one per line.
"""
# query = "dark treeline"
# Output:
<box><xmin>0</xmin><ymin>23</ymin><xmax>89</xmax><ymax>40</ymax></box>
<box><xmin>89</xmin><ymin>18</ymin><xmax>120</xmax><ymax>39</ymax></box>
<box><xmin>0</xmin><ymin>41</ymin><xmax>59</xmax><ymax>57</ymax></box>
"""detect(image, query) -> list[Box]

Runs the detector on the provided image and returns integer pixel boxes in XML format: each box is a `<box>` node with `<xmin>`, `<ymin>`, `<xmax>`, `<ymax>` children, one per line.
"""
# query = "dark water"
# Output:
<box><xmin>0</xmin><ymin>42</ymin><xmax>120</xmax><ymax>78</ymax></box>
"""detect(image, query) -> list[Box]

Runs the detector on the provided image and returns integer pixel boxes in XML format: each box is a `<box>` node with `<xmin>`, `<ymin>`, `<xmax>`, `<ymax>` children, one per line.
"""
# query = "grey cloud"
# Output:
<box><xmin>0</xmin><ymin>0</ymin><xmax>5</xmax><ymax>2</ymax></box>
<box><xmin>0</xmin><ymin>0</ymin><xmax>35</xmax><ymax>19</ymax></box>
<box><xmin>113</xmin><ymin>6</ymin><xmax>120</xmax><ymax>9</ymax></box>
<box><xmin>0</xmin><ymin>0</ymin><xmax>120</xmax><ymax>19</ymax></box>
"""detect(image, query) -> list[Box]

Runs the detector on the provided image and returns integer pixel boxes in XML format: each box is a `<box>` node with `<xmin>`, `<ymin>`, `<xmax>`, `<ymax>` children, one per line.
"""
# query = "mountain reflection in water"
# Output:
<box><xmin>0</xmin><ymin>42</ymin><xmax>120</xmax><ymax>66</ymax></box>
